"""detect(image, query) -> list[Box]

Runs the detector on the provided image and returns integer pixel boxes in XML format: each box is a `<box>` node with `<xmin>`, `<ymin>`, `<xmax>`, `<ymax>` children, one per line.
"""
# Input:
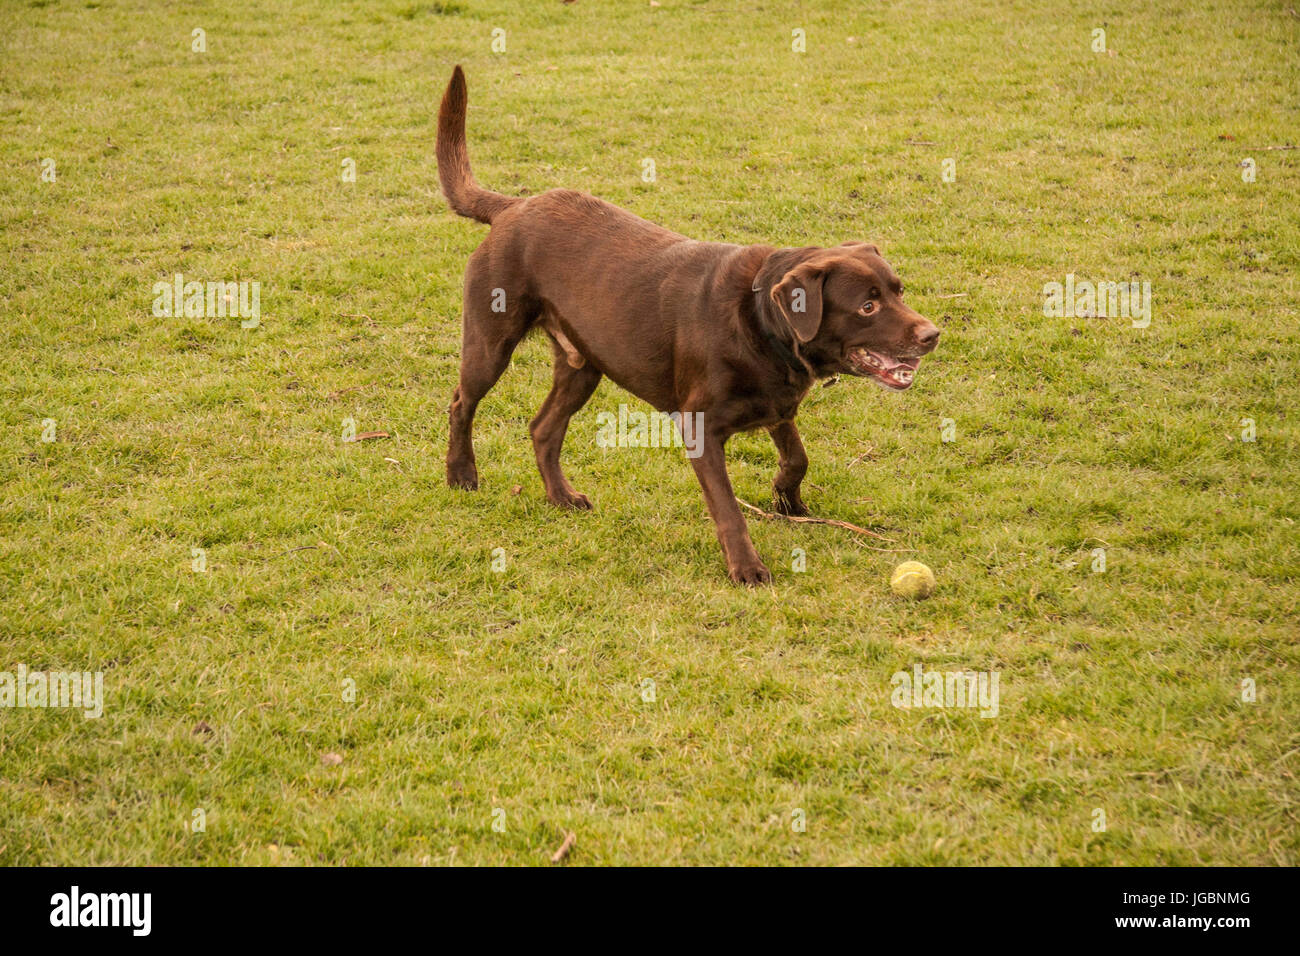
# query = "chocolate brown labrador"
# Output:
<box><xmin>436</xmin><ymin>66</ymin><xmax>940</xmax><ymax>584</ymax></box>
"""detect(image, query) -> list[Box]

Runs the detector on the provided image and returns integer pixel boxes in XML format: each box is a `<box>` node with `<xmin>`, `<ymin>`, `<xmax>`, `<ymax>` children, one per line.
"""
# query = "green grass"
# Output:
<box><xmin>1</xmin><ymin>0</ymin><xmax>1297</xmax><ymax>865</ymax></box>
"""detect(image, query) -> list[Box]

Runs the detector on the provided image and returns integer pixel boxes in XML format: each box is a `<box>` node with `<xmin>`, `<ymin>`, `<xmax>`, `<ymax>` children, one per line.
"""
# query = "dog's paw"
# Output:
<box><xmin>772</xmin><ymin>489</ymin><xmax>810</xmax><ymax>517</ymax></box>
<box><xmin>549</xmin><ymin>489</ymin><xmax>593</xmax><ymax>510</ymax></box>
<box><xmin>728</xmin><ymin>560</ymin><xmax>773</xmax><ymax>587</ymax></box>
<box><xmin>447</xmin><ymin>461</ymin><xmax>479</xmax><ymax>490</ymax></box>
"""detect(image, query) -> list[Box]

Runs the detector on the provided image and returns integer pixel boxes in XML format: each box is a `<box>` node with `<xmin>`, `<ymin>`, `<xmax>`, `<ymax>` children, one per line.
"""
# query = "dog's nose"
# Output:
<box><xmin>916</xmin><ymin>325</ymin><xmax>941</xmax><ymax>349</ymax></box>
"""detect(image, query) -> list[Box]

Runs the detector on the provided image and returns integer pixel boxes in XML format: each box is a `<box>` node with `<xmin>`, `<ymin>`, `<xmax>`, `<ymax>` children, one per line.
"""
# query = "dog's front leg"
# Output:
<box><xmin>688</xmin><ymin>430</ymin><xmax>772</xmax><ymax>586</ymax></box>
<box><xmin>768</xmin><ymin>421</ymin><xmax>810</xmax><ymax>517</ymax></box>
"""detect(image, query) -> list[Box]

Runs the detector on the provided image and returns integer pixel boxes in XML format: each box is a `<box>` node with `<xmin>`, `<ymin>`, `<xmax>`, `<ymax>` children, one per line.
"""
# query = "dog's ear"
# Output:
<box><xmin>770</xmin><ymin>261</ymin><xmax>826</xmax><ymax>343</ymax></box>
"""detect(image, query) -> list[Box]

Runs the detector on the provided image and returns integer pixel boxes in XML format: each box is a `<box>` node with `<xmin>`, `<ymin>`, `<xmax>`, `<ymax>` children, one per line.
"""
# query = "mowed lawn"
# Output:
<box><xmin>1</xmin><ymin>0</ymin><xmax>1297</xmax><ymax>865</ymax></box>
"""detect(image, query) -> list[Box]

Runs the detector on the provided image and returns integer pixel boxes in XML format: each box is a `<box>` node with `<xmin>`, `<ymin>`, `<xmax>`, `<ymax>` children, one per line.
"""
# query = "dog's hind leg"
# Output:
<box><xmin>446</xmin><ymin>264</ymin><xmax>533</xmax><ymax>491</ymax></box>
<box><xmin>530</xmin><ymin>337</ymin><xmax>602</xmax><ymax>509</ymax></box>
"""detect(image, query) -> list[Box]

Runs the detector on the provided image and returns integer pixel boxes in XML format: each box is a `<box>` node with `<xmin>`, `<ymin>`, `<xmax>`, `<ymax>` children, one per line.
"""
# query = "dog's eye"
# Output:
<box><xmin>858</xmin><ymin>302</ymin><xmax>876</xmax><ymax>316</ymax></box>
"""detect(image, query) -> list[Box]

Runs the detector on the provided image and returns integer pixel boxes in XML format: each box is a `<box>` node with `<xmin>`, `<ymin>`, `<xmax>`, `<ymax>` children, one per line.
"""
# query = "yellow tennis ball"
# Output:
<box><xmin>890</xmin><ymin>561</ymin><xmax>936</xmax><ymax>599</ymax></box>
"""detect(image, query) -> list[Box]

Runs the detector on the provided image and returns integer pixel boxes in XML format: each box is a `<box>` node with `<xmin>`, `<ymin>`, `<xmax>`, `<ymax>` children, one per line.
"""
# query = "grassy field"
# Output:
<box><xmin>1</xmin><ymin>0</ymin><xmax>1297</xmax><ymax>866</ymax></box>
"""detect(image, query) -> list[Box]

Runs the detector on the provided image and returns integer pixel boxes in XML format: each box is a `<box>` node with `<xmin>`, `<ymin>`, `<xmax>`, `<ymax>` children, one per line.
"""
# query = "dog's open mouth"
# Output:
<box><xmin>848</xmin><ymin>349</ymin><xmax>921</xmax><ymax>390</ymax></box>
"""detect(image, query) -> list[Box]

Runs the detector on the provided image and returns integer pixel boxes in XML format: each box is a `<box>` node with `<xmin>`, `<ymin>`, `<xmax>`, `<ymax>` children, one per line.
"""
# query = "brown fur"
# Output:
<box><xmin>436</xmin><ymin>66</ymin><xmax>940</xmax><ymax>584</ymax></box>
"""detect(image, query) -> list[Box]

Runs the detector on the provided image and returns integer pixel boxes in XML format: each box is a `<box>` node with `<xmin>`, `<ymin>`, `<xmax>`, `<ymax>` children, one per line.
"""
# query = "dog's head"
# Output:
<box><xmin>754</xmin><ymin>242</ymin><xmax>940</xmax><ymax>390</ymax></box>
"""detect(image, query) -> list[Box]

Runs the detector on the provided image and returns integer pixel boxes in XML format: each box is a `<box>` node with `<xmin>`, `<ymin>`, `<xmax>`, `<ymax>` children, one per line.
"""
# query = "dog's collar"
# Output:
<box><xmin>753</xmin><ymin>285</ymin><xmax>811</xmax><ymax>376</ymax></box>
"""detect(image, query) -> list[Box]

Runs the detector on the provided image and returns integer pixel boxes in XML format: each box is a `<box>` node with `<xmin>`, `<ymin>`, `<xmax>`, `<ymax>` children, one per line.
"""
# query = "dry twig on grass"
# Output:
<box><xmin>268</xmin><ymin>545</ymin><xmax>318</xmax><ymax>560</ymax></box>
<box><xmin>735</xmin><ymin>497</ymin><xmax>906</xmax><ymax>551</ymax></box>
<box><xmin>551</xmin><ymin>831</ymin><xmax>576</xmax><ymax>863</ymax></box>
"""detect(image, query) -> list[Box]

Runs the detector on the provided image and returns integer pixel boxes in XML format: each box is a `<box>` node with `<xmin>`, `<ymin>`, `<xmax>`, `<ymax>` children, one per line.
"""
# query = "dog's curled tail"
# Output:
<box><xmin>437</xmin><ymin>65</ymin><xmax>517</xmax><ymax>225</ymax></box>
